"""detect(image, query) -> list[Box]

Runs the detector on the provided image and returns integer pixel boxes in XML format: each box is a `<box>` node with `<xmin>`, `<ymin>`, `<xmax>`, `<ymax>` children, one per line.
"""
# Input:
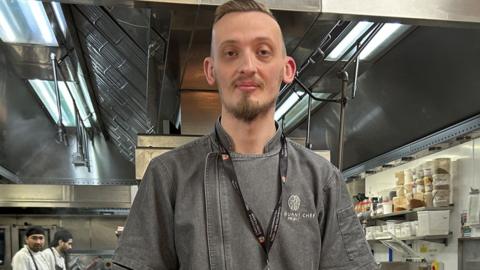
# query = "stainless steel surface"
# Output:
<box><xmin>290</xmin><ymin>26</ymin><xmax>480</xmax><ymax>170</ymax></box>
<box><xmin>70</xmin><ymin>4</ymin><xmax>153</xmax><ymax>161</ymax></box>
<box><xmin>3</xmin><ymin>1</ymin><xmax>480</xmax><ymax>184</ymax></box>
<box><xmin>0</xmin><ymin>185</ymin><xmax>132</xmax><ymax>208</ymax></box>
<box><xmin>379</xmin><ymin>262</ymin><xmax>430</xmax><ymax>270</ymax></box>
<box><xmin>90</xmin><ymin>218</ymin><xmax>122</xmax><ymax>250</ymax></box>
<box><xmin>69</xmin><ymin>250</ymin><xmax>114</xmax><ymax>270</ymax></box>
<box><xmin>49</xmin><ymin>0</ymin><xmax>480</xmax><ymax>26</ymax></box>
<box><xmin>137</xmin><ymin>134</ymin><xmax>199</xmax><ymax>147</ymax></box>
<box><xmin>459</xmin><ymin>238</ymin><xmax>480</xmax><ymax>270</ymax></box>
<box><xmin>9</xmin><ymin>133</ymin><xmax>134</xmax><ymax>185</ymax></box>
<box><xmin>305</xmin><ymin>95</ymin><xmax>312</xmax><ymax>148</ymax></box>
<box><xmin>61</xmin><ymin>3</ymin><xmax>108</xmax><ymax>137</ymax></box>
<box><xmin>0</xmin><ymin>167</ymin><xmax>20</xmax><ymax>184</ymax></box>
<box><xmin>136</xmin><ymin>134</ymin><xmax>199</xmax><ymax>179</ymax></box>
<box><xmin>1</xmin><ymin>44</ymin><xmax>73</xmax><ymax>81</ymax></box>
<box><xmin>181</xmin><ymin>91</ymin><xmax>221</xmax><ymax>135</ymax></box>
<box><xmin>337</xmin><ymin>71</ymin><xmax>347</xmax><ymax>170</ymax></box>
<box><xmin>53</xmin><ymin>0</ymin><xmax>321</xmax><ymax>12</ymax></box>
<box><xmin>146</xmin><ymin>7</ymin><xmax>175</xmax><ymax>132</ymax></box>
<box><xmin>200</xmin><ymin>0</ymin><xmax>320</xmax><ymax>12</ymax></box>
<box><xmin>0</xmin><ymin>226</ymin><xmax>11</xmax><ymax>270</ymax></box>
<box><xmin>1</xmin><ymin>29</ymin><xmax>135</xmax><ymax>185</ymax></box>
<box><xmin>321</xmin><ymin>0</ymin><xmax>480</xmax><ymax>26</ymax></box>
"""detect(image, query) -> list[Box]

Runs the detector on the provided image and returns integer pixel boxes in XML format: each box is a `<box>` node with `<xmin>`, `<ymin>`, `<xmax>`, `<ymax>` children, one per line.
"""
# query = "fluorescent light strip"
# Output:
<box><xmin>326</xmin><ymin>22</ymin><xmax>373</xmax><ymax>61</ymax></box>
<box><xmin>30</xmin><ymin>79</ymin><xmax>59</xmax><ymax>120</ymax></box>
<box><xmin>29</xmin><ymin>79</ymin><xmax>77</xmax><ymax>126</ymax></box>
<box><xmin>0</xmin><ymin>5</ymin><xmax>16</xmax><ymax>42</ymax></box>
<box><xmin>30</xmin><ymin>0</ymin><xmax>56</xmax><ymax>46</ymax></box>
<box><xmin>51</xmin><ymin>1</ymin><xmax>67</xmax><ymax>37</ymax></box>
<box><xmin>275</xmin><ymin>94</ymin><xmax>300</xmax><ymax>121</ymax></box>
<box><xmin>359</xmin><ymin>23</ymin><xmax>403</xmax><ymax>60</ymax></box>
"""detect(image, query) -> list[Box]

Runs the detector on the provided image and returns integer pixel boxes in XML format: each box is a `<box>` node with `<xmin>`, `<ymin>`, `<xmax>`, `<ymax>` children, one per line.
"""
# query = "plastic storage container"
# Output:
<box><xmin>433</xmin><ymin>174</ymin><xmax>450</xmax><ymax>189</ymax></box>
<box><xmin>433</xmin><ymin>158</ymin><xmax>450</xmax><ymax>174</ymax></box>
<box><xmin>395</xmin><ymin>171</ymin><xmax>405</xmax><ymax>186</ymax></box>
<box><xmin>433</xmin><ymin>189</ymin><xmax>450</xmax><ymax>207</ymax></box>
<box><xmin>396</xmin><ymin>185</ymin><xmax>405</xmax><ymax>197</ymax></box>
<box><xmin>424</xmin><ymin>192</ymin><xmax>433</xmax><ymax>207</ymax></box>
<box><xmin>417</xmin><ymin>210</ymin><xmax>450</xmax><ymax>236</ymax></box>
<box><xmin>404</xmin><ymin>169</ymin><xmax>414</xmax><ymax>184</ymax></box>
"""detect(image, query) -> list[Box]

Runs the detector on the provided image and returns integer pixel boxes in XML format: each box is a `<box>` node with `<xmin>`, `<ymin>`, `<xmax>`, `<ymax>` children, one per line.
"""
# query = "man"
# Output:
<box><xmin>42</xmin><ymin>229</ymin><xmax>73</xmax><ymax>270</ymax></box>
<box><xmin>11</xmin><ymin>226</ymin><xmax>50</xmax><ymax>270</ymax></box>
<box><xmin>113</xmin><ymin>0</ymin><xmax>376</xmax><ymax>269</ymax></box>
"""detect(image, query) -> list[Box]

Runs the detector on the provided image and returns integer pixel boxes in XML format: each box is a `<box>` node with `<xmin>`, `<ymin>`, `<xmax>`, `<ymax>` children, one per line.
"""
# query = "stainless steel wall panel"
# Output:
<box><xmin>290</xmin><ymin>26</ymin><xmax>480</xmax><ymax>170</ymax></box>
<box><xmin>77</xmin><ymin>6</ymin><xmax>147</xmax><ymax>72</ymax></box>
<box><xmin>137</xmin><ymin>134</ymin><xmax>199</xmax><ymax>147</ymax></box>
<box><xmin>0</xmin><ymin>186</ymin><xmax>68</xmax><ymax>202</ymax></box>
<box><xmin>180</xmin><ymin>91</ymin><xmax>220</xmax><ymax>135</ymax></box>
<box><xmin>73</xmin><ymin>186</ymin><xmax>131</xmax><ymax>203</ymax></box>
<box><xmin>71</xmin><ymin>4</ymin><xmax>156</xmax><ymax>161</ymax></box>
<box><xmin>60</xmin><ymin>218</ymin><xmax>92</xmax><ymax>249</ymax></box>
<box><xmin>90</xmin><ymin>218</ymin><xmax>124</xmax><ymax>249</ymax></box>
<box><xmin>321</xmin><ymin>0</ymin><xmax>480</xmax><ymax>26</ymax></box>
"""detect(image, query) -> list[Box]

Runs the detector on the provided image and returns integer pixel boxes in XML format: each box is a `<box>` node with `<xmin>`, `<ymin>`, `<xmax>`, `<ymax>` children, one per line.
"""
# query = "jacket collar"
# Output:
<box><xmin>211</xmin><ymin>117</ymin><xmax>283</xmax><ymax>154</ymax></box>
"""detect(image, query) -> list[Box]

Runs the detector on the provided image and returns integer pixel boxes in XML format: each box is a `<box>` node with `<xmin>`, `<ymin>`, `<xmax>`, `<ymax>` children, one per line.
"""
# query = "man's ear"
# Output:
<box><xmin>203</xmin><ymin>57</ymin><xmax>216</xmax><ymax>86</ymax></box>
<box><xmin>282</xmin><ymin>56</ymin><xmax>296</xmax><ymax>84</ymax></box>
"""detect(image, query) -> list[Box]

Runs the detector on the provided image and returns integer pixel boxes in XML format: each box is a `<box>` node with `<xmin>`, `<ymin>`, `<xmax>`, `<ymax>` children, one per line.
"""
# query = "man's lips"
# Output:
<box><xmin>235</xmin><ymin>81</ymin><xmax>260</xmax><ymax>92</ymax></box>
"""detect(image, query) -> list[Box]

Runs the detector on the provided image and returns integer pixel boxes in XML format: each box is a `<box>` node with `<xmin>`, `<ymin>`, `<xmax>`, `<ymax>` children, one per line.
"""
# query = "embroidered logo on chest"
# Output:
<box><xmin>284</xmin><ymin>194</ymin><xmax>316</xmax><ymax>222</ymax></box>
<box><xmin>288</xmin><ymin>194</ymin><xmax>301</xmax><ymax>211</ymax></box>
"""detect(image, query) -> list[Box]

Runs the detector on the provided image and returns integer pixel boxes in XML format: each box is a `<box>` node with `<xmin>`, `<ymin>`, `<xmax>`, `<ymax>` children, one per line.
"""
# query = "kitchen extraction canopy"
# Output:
<box><xmin>0</xmin><ymin>0</ymin><xmax>58</xmax><ymax>46</ymax></box>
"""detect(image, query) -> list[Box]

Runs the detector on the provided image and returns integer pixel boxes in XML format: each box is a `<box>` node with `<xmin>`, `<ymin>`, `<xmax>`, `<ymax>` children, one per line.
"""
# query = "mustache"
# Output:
<box><xmin>231</xmin><ymin>76</ymin><xmax>264</xmax><ymax>88</ymax></box>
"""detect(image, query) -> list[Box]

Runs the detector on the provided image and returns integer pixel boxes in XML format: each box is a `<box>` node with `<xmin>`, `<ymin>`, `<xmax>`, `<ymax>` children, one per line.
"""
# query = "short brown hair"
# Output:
<box><xmin>214</xmin><ymin>0</ymin><xmax>276</xmax><ymax>24</ymax></box>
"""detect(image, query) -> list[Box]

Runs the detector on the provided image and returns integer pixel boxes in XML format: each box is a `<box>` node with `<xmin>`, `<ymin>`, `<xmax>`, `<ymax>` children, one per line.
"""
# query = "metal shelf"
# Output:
<box><xmin>368</xmin><ymin>232</ymin><xmax>452</xmax><ymax>242</ymax></box>
<box><xmin>369</xmin><ymin>206</ymin><xmax>454</xmax><ymax>220</ymax></box>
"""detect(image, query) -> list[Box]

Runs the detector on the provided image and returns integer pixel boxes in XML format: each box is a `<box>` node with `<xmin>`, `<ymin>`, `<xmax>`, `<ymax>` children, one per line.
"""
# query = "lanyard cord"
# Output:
<box><xmin>27</xmin><ymin>249</ymin><xmax>40</xmax><ymax>270</ymax></box>
<box><xmin>215</xmin><ymin>130</ymin><xmax>288</xmax><ymax>262</ymax></box>
<box><xmin>50</xmin><ymin>248</ymin><xmax>58</xmax><ymax>266</ymax></box>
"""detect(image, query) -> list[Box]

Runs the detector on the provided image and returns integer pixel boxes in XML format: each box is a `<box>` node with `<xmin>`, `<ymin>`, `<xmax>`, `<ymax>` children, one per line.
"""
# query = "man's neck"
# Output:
<box><xmin>220</xmin><ymin>111</ymin><xmax>276</xmax><ymax>154</ymax></box>
<box><xmin>26</xmin><ymin>246</ymin><xmax>39</xmax><ymax>253</ymax></box>
<box><xmin>54</xmin><ymin>246</ymin><xmax>64</xmax><ymax>257</ymax></box>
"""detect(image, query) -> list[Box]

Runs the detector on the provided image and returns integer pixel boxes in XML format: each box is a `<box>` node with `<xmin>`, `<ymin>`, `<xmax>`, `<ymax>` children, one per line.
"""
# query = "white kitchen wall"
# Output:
<box><xmin>365</xmin><ymin>138</ymin><xmax>480</xmax><ymax>269</ymax></box>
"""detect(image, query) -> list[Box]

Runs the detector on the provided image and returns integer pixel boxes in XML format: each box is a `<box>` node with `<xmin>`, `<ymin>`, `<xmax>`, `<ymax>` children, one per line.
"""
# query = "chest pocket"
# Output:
<box><xmin>337</xmin><ymin>205</ymin><xmax>369</xmax><ymax>260</ymax></box>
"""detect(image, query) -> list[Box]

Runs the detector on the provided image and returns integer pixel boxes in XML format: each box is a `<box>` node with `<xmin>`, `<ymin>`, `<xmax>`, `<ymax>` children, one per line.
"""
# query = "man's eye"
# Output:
<box><xmin>258</xmin><ymin>49</ymin><xmax>272</xmax><ymax>57</ymax></box>
<box><xmin>224</xmin><ymin>51</ymin><xmax>238</xmax><ymax>57</ymax></box>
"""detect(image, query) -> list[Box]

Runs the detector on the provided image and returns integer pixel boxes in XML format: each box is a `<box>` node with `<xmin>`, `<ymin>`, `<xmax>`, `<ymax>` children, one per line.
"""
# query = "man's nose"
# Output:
<box><xmin>239</xmin><ymin>51</ymin><xmax>257</xmax><ymax>75</ymax></box>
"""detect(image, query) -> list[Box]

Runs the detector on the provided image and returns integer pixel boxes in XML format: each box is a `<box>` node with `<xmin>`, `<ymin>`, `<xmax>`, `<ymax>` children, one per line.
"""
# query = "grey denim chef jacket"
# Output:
<box><xmin>113</xmin><ymin>121</ymin><xmax>377</xmax><ymax>270</ymax></box>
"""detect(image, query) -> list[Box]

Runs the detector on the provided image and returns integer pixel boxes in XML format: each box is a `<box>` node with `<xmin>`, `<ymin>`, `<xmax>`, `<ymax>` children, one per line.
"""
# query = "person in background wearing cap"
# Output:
<box><xmin>11</xmin><ymin>226</ymin><xmax>50</xmax><ymax>270</ymax></box>
<box><xmin>42</xmin><ymin>229</ymin><xmax>73</xmax><ymax>270</ymax></box>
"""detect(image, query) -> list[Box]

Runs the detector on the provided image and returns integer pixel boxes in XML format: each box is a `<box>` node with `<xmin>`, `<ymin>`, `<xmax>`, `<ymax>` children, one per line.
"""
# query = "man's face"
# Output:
<box><xmin>59</xmin><ymin>239</ymin><xmax>73</xmax><ymax>253</ymax></box>
<box><xmin>26</xmin><ymin>234</ymin><xmax>44</xmax><ymax>252</ymax></box>
<box><xmin>204</xmin><ymin>11</ymin><xmax>296</xmax><ymax>122</ymax></box>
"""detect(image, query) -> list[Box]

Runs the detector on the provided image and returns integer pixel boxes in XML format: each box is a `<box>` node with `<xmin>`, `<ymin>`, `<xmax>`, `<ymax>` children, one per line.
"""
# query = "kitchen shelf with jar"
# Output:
<box><xmin>370</xmin><ymin>205</ymin><xmax>454</xmax><ymax>220</ymax></box>
<box><xmin>368</xmin><ymin>232</ymin><xmax>453</xmax><ymax>244</ymax></box>
<box><xmin>366</xmin><ymin>208</ymin><xmax>453</xmax><ymax>246</ymax></box>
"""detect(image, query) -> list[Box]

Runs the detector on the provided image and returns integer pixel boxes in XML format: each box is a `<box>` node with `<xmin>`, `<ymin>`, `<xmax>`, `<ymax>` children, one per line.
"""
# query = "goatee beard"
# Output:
<box><xmin>225</xmin><ymin>95</ymin><xmax>275</xmax><ymax>123</ymax></box>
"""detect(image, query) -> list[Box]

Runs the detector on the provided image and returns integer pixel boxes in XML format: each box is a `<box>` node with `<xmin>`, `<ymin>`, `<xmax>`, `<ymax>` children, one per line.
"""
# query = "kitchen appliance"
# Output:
<box><xmin>0</xmin><ymin>226</ymin><xmax>11</xmax><ymax>270</ymax></box>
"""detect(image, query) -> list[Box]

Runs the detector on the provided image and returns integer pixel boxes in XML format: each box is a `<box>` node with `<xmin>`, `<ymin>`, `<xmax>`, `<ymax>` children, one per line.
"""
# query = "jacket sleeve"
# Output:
<box><xmin>11</xmin><ymin>252</ymin><xmax>29</xmax><ymax>270</ymax></box>
<box><xmin>319</xmin><ymin>169</ymin><xmax>378</xmax><ymax>270</ymax></box>
<box><xmin>113</xmin><ymin>159</ymin><xmax>178</xmax><ymax>270</ymax></box>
